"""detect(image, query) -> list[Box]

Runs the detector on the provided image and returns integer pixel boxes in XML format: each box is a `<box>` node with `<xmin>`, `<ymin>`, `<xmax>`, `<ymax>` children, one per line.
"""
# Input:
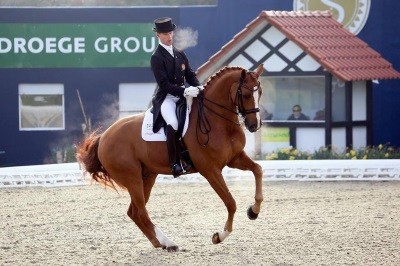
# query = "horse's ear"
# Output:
<box><xmin>255</xmin><ymin>64</ymin><xmax>264</xmax><ymax>78</ymax></box>
<box><xmin>241</xmin><ymin>69</ymin><xmax>246</xmax><ymax>80</ymax></box>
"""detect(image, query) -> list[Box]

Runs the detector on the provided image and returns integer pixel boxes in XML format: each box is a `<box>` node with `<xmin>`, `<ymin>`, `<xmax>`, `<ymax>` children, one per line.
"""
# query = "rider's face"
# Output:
<box><xmin>157</xmin><ymin>31</ymin><xmax>174</xmax><ymax>46</ymax></box>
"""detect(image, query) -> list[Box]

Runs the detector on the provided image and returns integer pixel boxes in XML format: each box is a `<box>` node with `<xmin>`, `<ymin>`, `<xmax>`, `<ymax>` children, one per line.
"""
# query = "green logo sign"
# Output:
<box><xmin>293</xmin><ymin>0</ymin><xmax>371</xmax><ymax>35</ymax></box>
<box><xmin>0</xmin><ymin>23</ymin><xmax>156</xmax><ymax>68</ymax></box>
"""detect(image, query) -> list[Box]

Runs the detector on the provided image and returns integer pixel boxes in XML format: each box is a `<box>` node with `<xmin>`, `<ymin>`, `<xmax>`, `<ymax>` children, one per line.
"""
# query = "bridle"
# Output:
<box><xmin>195</xmin><ymin>72</ymin><xmax>261</xmax><ymax>146</ymax></box>
<box><xmin>235</xmin><ymin>75</ymin><xmax>261</xmax><ymax>116</ymax></box>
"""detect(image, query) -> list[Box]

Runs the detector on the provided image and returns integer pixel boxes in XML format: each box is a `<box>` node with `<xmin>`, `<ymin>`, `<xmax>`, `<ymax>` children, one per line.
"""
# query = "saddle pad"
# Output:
<box><xmin>141</xmin><ymin>97</ymin><xmax>193</xmax><ymax>141</ymax></box>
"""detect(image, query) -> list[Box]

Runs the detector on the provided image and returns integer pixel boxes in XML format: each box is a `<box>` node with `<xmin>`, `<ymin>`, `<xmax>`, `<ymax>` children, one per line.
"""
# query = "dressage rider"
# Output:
<box><xmin>150</xmin><ymin>17</ymin><xmax>203</xmax><ymax>177</ymax></box>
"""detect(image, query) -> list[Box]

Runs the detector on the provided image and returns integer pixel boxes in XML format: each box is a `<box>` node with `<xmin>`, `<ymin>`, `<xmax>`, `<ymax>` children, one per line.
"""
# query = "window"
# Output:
<box><xmin>19</xmin><ymin>84</ymin><xmax>65</xmax><ymax>130</ymax></box>
<box><xmin>332</xmin><ymin>77</ymin><xmax>346</xmax><ymax>121</ymax></box>
<box><xmin>119</xmin><ymin>83</ymin><xmax>156</xmax><ymax>118</ymax></box>
<box><xmin>259</xmin><ymin>76</ymin><xmax>325</xmax><ymax>122</ymax></box>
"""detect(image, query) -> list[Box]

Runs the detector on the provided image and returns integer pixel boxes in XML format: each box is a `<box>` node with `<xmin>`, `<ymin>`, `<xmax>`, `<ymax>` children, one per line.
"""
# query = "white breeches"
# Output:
<box><xmin>161</xmin><ymin>94</ymin><xmax>180</xmax><ymax>130</ymax></box>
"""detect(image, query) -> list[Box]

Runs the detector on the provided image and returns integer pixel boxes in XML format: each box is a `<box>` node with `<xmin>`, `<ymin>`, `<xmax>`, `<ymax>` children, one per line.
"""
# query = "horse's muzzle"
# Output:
<box><xmin>245</xmin><ymin>119</ymin><xmax>262</xmax><ymax>133</ymax></box>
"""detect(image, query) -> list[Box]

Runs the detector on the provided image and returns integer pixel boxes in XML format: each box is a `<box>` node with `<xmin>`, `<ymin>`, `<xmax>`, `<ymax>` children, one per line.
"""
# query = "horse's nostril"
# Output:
<box><xmin>248</xmin><ymin>124</ymin><xmax>257</xmax><ymax>132</ymax></box>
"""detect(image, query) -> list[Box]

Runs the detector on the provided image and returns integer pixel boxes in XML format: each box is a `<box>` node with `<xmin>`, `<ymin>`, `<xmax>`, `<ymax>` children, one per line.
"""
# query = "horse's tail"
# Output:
<box><xmin>76</xmin><ymin>131</ymin><xmax>116</xmax><ymax>190</ymax></box>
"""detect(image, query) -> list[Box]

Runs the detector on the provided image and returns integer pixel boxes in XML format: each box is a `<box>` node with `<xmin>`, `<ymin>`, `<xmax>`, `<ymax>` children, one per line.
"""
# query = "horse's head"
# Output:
<box><xmin>232</xmin><ymin>64</ymin><xmax>264</xmax><ymax>132</ymax></box>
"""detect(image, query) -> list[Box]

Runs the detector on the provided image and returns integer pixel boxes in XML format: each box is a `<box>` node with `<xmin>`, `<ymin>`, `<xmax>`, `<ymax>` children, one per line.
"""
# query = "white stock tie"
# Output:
<box><xmin>167</xmin><ymin>47</ymin><xmax>174</xmax><ymax>57</ymax></box>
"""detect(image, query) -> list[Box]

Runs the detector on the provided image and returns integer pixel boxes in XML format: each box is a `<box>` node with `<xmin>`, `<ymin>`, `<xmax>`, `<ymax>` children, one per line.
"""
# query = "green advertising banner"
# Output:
<box><xmin>262</xmin><ymin>127</ymin><xmax>289</xmax><ymax>142</ymax></box>
<box><xmin>0</xmin><ymin>23</ymin><xmax>156</xmax><ymax>68</ymax></box>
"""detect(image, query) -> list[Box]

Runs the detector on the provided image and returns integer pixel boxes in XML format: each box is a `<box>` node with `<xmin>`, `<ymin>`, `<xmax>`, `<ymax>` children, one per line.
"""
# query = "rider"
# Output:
<box><xmin>150</xmin><ymin>17</ymin><xmax>203</xmax><ymax>177</ymax></box>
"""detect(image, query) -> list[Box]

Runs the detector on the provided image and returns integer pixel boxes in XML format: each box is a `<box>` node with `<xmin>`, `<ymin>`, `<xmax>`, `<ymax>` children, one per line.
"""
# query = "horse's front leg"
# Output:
<box><xmin>203</xmin><ymin>171</ymin><xmax>237</xmax><ymax>244</ymax></box>
<box><xmin>228</xmin><ymin>151</ymin><xmax>264</xmax><ymax>219</ymax></box>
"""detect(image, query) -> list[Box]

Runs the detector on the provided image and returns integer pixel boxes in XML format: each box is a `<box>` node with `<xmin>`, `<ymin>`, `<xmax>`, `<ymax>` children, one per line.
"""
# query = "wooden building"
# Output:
<box><xmin>197</xmin><ymin>11</ymin><xmax>400</xmax><ymax>156</ymax></box>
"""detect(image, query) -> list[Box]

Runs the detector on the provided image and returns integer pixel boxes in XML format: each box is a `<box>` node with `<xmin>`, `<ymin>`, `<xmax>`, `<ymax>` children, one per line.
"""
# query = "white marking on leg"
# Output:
<box><xmin>154</xmin><ymin>226</ymin><xmax>177</xmax><ymax>248</ymax></box>
<box><xmin>217</xmin><ymin>230</ymin><xmax>231</xmax><ymax>242</ymax></box>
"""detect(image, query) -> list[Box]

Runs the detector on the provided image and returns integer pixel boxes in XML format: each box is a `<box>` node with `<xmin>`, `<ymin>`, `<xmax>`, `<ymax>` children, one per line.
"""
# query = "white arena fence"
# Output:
<box><xmin>0</xmin><ymin>163</ymin><xmax>85</xmax><ymax>188</ymax></box>
<box><xmin>1</xmin><ymin>159</ymin><xmax>400</xmax><ymax>188</ymax></box>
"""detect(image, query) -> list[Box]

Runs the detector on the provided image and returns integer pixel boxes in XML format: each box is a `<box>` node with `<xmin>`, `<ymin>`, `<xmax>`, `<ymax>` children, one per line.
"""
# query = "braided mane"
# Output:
<box><xmin>204</xmin><ymin>66</ymin><xmax>243</xmax><ymax>88</ymax></box>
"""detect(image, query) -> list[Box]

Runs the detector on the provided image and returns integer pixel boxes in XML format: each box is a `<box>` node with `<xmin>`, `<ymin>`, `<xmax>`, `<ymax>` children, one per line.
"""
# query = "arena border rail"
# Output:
<box><xmin>0</xmin><ymin>163</ymin><xmax>86</xmax><ymax>188</ymax></box>
<box><xmin>221</xmin><ymin>160</ymin><xmax>400</xmax><ymax>182</ymax></box>
<box><xmin>1</xmin><ymin>160</ymin><xmax>400</xmax><ymax>188</ymax></box>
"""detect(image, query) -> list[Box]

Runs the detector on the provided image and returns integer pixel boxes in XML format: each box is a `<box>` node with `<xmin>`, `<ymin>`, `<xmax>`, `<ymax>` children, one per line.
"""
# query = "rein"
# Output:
<box><xmin>195</xmin><ymin>74</ymin><xmax>261</xmax><ymax>147</ymax></box>
<box><xmin>195</xmin><ymin>91</ymin><xmax>239</xmax><ymax>147</ymax></box>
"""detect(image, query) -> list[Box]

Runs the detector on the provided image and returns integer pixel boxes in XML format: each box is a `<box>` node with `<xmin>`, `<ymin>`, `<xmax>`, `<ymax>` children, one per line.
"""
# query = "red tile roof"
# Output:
<box><xmin>197</xmin><ymin>10</ymin><xmax>400</xmax><ymax>82</ymax></box>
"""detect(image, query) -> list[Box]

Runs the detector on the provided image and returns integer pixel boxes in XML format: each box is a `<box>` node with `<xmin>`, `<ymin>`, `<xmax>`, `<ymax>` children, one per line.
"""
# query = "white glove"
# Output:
<box><xmin>184</xmin><ymin>86</ymin><xmax>200</xmax><ymax>97</ymax></box>
<box><xmin>197</xmin><ymin>85</ymin><xmax>205</xmax><ymax>91</ymax></box>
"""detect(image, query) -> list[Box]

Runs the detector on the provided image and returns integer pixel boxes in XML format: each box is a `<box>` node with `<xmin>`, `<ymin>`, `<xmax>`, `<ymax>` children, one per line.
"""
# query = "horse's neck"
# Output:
<box><xmin>204</xmin><ymin>71</ymin><xmax>238</xmax><ymax>107</ymax></box>
<box><xmin>198</xmin><ymin>70</ymin><xmax>241</xmax><ymax>128</ymax></box>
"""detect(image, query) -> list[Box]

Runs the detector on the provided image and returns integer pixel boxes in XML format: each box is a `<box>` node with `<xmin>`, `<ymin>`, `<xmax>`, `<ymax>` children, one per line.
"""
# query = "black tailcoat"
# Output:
<box><xmin>150</xmin><ymin>44</ymin><xmax>200</xmax><ymax>133</ymax></box>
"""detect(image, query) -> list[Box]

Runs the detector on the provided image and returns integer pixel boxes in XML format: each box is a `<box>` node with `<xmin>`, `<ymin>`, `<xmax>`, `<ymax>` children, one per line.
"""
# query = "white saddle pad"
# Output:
<box><xmin>141</xmin><ymin>97</ymin><xmax>193</xmax><ymax>141</ymax></box>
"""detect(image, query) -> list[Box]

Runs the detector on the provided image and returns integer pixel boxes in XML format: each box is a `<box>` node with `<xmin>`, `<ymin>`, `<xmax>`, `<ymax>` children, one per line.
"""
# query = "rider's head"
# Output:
<box><xmin>153</xmin><ymin>17</ymin><xmax>176</xmax><ymax>46</ymax></box>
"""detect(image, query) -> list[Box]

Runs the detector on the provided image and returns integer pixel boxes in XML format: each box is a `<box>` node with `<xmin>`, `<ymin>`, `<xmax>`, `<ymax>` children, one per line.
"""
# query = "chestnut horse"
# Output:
<box><xmin>76</xmin><ymin>64</ymin><xmax>265</xmax><ymax>252</ymax></box>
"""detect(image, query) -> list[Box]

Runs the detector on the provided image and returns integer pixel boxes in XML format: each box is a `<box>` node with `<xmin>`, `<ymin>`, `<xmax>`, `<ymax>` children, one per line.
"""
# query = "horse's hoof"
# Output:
<box><xmin>247</xmin><ymin>206</ymin><xmax>258</xmax><ymax>220</ymax></box>
<box><xmin>212</xmin><ymin>232</ymin><xmax>221</xmax><ymax>244</ymax></box>
<box><xmin>166</xmin><ymin>245</ymin><xmax>179</xmax><ymax>252</ymax></box>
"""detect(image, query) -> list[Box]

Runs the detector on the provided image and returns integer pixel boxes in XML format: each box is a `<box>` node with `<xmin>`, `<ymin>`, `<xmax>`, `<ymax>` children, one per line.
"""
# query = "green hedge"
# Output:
<box><xmin>265</xmin><ymin>144</ymin><xmax>400</xmax><ymax>160</ymax></box>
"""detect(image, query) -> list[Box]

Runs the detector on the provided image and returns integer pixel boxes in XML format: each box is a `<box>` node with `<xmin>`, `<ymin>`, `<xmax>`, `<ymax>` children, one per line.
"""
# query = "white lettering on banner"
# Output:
<box><xmin>0</xmin><ymin>36</ymin><xmax>156</xmax><ymax>54</ymax></box>
<box><xmin>0</xmin><ymin>37</ymin><xmax>86</xmax><ymax>53</ymax></box>
<box><xmin>58</xmin><ymin>37</ymin><xmax>72</xmax><ymax>53</ymax></box>
<box><xmin>75</xmin><ymin>37</ymin><xmax>85</xmax><ymax>53</ymax></box>
<box><xmin>111</xmin><ymin>37</ymin><xmax>122</xmax><ymax>52</ymax></box>
<box><xmin>94</xmin><ymin>37</ymin><xmax>152</xmax><ymax>53</ymax></box>
<box><xmin>0</xmin><ymin>38</ymin><xmax>12</xmax><ymax>53</ymax></box>
<box><xmin>45</xmin><ymin>37</ymin><xmax>57</xmax><ymax>53</ymax></box>
<box><xmin>124</xmin><ymin>37</ymin><xmax>140</xmax><ymax>53</ymax></box>
<box><xmin>94</xmin><ymin>37</ymin><xmax>107</xmax><ymax>53</ymax></box>
<box><xmin>14</xmin><ymin>38</ymin><xmax>27</xmax><ymax>53</ymax></box>
<box><xmin>28</xmin><ymin>37</ymin><xmax>44</xmax><ymax>54</ymax></box>
<box><xmin>143</xmin><ymin>37</ymin><xmax>156</xmax><ymax>53</ymax></box>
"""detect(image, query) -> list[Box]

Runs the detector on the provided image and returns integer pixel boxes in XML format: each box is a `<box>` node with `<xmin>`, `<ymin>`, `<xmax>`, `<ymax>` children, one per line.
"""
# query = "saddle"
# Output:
<box><xmin>141</xmin><ymin>98</ymin><xmax>194</xmax><ymax>171</ymax></box>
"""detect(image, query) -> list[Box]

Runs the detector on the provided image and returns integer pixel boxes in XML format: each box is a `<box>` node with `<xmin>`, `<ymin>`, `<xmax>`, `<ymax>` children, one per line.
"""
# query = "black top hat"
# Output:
<box><xmin>152</xmin><ymin>17</ymin><xmax>176</xmax><ymax>33</ymax></box>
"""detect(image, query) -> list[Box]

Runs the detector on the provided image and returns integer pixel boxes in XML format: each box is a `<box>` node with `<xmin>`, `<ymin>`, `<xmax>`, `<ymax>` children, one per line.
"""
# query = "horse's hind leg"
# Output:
<box><xmin>228</xmin><ymin>151</ymin><xmax>264</xmax><ymax>219</ymax></box>
<box><xmin>126</xmin><ymin>173</ymin><xmax>179</xmax><ymax>252</ymax></box>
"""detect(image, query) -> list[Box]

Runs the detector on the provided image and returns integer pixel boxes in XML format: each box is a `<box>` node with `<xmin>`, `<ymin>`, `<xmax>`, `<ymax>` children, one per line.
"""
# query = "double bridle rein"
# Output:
<box><xmin>195</xmin><ymin>73</ymin><xmax>261</xmax><ymax>146</ymax></box>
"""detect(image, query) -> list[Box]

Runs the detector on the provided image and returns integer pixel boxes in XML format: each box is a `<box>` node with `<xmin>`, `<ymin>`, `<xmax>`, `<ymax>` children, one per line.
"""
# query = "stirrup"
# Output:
<box><xmin>181</xmin><ymin>161</ymin><xmax>191</xmax><ymax>172</ymax></box>
<box><xmin>171</xmin><ymin>163</ymin><xmax>184</xmax><ymax>178</ymax></box>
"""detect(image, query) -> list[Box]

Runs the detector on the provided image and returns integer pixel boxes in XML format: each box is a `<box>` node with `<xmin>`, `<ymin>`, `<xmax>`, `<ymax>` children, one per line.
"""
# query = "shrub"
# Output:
<box><xmin>265</xmin><ymin>144</ymin><xmax>400</xmax><ymax>160</ymax></box>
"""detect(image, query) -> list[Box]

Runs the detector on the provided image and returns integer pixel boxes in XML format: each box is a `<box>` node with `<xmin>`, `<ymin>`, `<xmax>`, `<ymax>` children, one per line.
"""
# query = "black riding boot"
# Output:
<box><xmin>166</xmin><ymin>125</ymin><xmax>184</xmax><ymax>177</ymax></box>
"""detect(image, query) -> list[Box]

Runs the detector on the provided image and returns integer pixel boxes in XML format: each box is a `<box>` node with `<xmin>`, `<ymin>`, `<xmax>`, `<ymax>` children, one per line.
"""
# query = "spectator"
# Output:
<box><xmin>287</xmin><ymin>104</ymin><xmax>309</xmax><ymax>120</ymax></box>
<box><xmin>314</xmin><ymin>109</ymin><xmax>325</xmax><ymax>120</ymax></box>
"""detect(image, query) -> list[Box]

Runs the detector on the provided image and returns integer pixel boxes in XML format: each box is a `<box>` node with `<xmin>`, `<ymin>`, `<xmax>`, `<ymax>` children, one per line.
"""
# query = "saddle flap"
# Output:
<box><xmin>141</xmin><ymin>97</ymin><xmax>192</xmax><ymax>142</ymax></box>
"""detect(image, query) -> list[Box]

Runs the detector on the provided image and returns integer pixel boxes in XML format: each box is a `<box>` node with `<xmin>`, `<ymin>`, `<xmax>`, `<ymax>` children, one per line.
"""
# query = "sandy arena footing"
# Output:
<box><xmin>1</xmin><ymin>181</ymin><xmax>399</xmax><ymax>265</ymax></box>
